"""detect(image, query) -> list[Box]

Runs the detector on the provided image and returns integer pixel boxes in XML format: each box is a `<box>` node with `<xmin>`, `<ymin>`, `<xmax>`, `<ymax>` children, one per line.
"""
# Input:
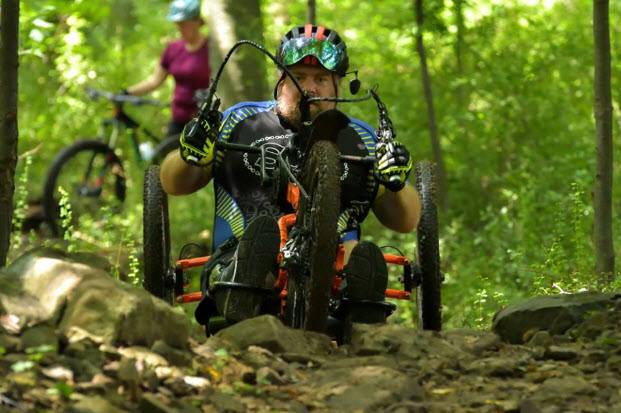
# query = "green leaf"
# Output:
<box><xmin>214</xmin><ymin>348</ymin><xmax>229</xmax><ymax>358</ymax></box>
<box><xmin>11</xmin><ymin>360</ymin><xmax>35</xmax><ymax>373</ymax></box>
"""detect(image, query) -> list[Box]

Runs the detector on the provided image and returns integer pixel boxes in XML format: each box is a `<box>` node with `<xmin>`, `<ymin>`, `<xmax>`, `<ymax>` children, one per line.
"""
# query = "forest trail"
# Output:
<box><xmin>0</xmin><ymin>249</ymin><xmax>619</xmax><ymax>412</ymax></box>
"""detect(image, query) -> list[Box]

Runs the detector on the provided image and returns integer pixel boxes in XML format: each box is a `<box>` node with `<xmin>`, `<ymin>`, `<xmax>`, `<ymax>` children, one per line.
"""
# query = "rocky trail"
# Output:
<box><xmin>0</xmin><ymin>249</ymin><xmax>620</xmax><ymax>413</ymax></box>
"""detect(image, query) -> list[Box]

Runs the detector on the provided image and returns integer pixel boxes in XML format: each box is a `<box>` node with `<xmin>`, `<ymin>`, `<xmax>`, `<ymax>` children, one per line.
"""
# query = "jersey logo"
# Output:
<box><xmin>242</xmin><ymin>134</ymin><xmax>297</xmax><ymax>177</ymax></box>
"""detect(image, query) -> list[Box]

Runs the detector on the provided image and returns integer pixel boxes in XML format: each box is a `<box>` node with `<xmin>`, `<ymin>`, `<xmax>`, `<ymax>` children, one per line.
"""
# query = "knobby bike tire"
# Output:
<box><xmin>286</xmin><ymin>140</ymin><xmax>341</xmax><ymax>332</ymax></box>
<box><xmin>414</xmin><ymin>161</ymin><xmax>442</xmax><ymax>331</ymax></box>
<box><xmin>143</xmin><ymin>165</ymin><xmax>174</xmax><ymax>304</ymax></box>
<box><xmin>151</xmin><ymin>134</ymin><xmax>180</xmax><ymax>165</ymax></box>
<box><xmin>42</xmin><ymin>139</ymin><xmax>126</xmax><ymax>237</ymax></box>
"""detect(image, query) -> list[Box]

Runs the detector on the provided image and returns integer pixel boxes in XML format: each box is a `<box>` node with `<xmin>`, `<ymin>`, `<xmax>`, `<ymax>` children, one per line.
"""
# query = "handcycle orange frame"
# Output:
<box><xmin>172</xmin><ymin>184</ymin><xmax>415</xmax><ymax>311</ymax></box>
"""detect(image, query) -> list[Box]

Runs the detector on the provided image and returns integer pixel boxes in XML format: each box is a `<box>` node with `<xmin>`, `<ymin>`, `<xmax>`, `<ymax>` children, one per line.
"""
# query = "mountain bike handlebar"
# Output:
<box><xmin>86</xmin><ymin>88</ymin><xmax>165</xmax><ymax>107</ymax></box>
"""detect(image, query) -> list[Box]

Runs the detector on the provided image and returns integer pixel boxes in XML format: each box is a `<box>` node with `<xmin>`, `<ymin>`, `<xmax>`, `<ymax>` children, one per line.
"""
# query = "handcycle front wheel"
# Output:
<box><xmin>150</xmin><ymin>133</ymin><xmax>180</xmax><ymax>165</ymax></box>
<box><xmin>143</xmin><ymin>164</ymin><xmax>174</xmax><ymax>304</ymax></box>
<box><xmin>42</xmin><ymin>139</ymin><xmax>126</xmax><ymax>237</ymax></box>
<box><xmin>414</xmin><ymin>161</ymin><xmax>442</xmax><ymax>331</ymax></box>
<box><xmin>284</xmin><ymin>140</ymin><xmax>341</xmax><ymax>333</ymax></box>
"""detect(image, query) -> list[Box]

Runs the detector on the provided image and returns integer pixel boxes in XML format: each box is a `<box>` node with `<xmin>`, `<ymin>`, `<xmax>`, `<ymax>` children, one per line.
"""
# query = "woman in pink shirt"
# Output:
<box><xmin>126</xmin><ymin>0</ymin><xmax>211</xmax><ymax>137</ymax></box>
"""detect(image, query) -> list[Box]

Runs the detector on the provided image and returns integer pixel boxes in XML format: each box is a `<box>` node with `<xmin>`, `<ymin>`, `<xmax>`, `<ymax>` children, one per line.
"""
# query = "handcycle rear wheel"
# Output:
<box><xmin>42</xmin><ymin>139</ymin><xmax>126</xmax><ymax>237</ymax></box>
<box><xmin>143</xmin><ymin>164</ymin><xmax>174</xmax><ymax>304</ymax></box>
<box><xmin>414</xmin><ymin>161</ymin><xmax>442</xmax><ymax>330</ymax></box>
<box><xmin>284</xmin><ymin>140</ymin><xmax>341</xmax><ymax>333</ymax></box>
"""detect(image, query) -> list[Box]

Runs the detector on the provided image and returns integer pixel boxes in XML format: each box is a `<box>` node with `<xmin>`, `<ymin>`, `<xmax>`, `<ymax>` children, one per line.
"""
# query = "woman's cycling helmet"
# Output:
<box><xmin>276</xmin><ymin>24</ymin><xmax>349</xmax><ymax>77</ymax></box>
<box><xmin>167</xmin><ymin>0</ymin><xmax>201</xmax><ymax>22</ymax></box>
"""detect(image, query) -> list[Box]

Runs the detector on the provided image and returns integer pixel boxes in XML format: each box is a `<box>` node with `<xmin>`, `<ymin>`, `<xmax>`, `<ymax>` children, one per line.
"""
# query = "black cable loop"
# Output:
<box><xmin>379</xmin><ymin>245</ymin><xmax>406</xmax><ymax>257</ymax></box>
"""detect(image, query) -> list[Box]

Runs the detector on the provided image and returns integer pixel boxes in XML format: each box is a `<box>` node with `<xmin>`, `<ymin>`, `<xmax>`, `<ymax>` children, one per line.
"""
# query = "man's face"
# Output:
<box><xmin>277</xmin><ymin>63</ymin><xmax>340</xmax><ymax>126</ymax></box>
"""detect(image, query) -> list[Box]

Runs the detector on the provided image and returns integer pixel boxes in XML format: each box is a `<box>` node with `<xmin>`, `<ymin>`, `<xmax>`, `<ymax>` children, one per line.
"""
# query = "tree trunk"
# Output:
<box><xmin>592</xmin><ymin>0</ymin><xmax>614</xmax><ymax>283</ymax></box>
<box><xmin>307</xmin><ymin>0</ymin><xmax>316</xmax><ymax>24</ymax></box>
<box><xmin>205</xmin><ymin>0</ymin><xmax>269</xmax><ymax>107</ymax></box>
<box><xmin>0</xmin><ymin>0</ymin><xmax>20</xmax><ymax>267</ymax></box>
<box><xmin>454</xmin><ymin>0</ymin><xmax>465</xmax><ymax>74</ymax></box>
<box><xmin>414</xmin><ymin>0</ymin><xmax>447</xmax><ymax>208</ymax></box>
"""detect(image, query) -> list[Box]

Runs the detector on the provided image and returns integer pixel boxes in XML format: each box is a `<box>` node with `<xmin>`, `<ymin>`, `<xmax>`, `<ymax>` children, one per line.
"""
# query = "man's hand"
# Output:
<box><xmin>376</xmin><ymin>141</ymin><xmax>413</xmax><ymax>192</ymax></box>
<box><xmin>180</xmin><ymin>117</ymin><xmax>217</xmax><ymax>167</ymax></box>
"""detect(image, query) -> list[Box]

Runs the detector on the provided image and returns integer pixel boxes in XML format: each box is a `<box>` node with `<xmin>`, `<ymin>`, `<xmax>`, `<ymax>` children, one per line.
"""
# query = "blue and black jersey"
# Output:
<box><xmin>210</xmin><ymin>101</ymin><xmax>380</xmax><ymax>250</ymax></box>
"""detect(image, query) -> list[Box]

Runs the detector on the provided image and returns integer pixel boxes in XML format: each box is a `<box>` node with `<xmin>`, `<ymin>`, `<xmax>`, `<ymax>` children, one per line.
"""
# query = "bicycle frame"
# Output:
<box><xmin>100</xmin><ymin>103</ymin><xmax>161</xmax><ymax>164</ymax></box>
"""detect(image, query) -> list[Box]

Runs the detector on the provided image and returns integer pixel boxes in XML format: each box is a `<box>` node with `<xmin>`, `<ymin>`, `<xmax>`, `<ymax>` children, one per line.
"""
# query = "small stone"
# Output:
<box><xmin>280</xmin><ymin>352</ymin><xmax>324</xmax><ymax>366</ymax></box>
<box><xmin>256</xmin><ymin>366</ymin><xmax>287</xmax><ymax>385</ymax></box>
<box><xmin>207</xmin><ymin>392</ymin><xmax>246</xmax><ymax>413</ymax></box>
<box><xmin>41</xmin><ymin>365</ymin><xmax>74</xmax><ymax>382</ymax></box>
<box><xmin>20</xmin><ymin>323</ymin><xmax>58</xmax><ymax>351</ymax></box>
<box><xmin>118</xmin><ymin>346</ymin><xmax>169</xmax><ymax>369</ymax></box>
<box><xmin>543</xmin><ymin>345</ymin><xmax>579</xmax><ymax>361</ymax></box>
<box><xmin>468</xmin><ymin>333</ymin><xmax>502</xmax><ymax>355</ymax></box>
<box><xmin>139</xmin><ymin>392</ymin><xmax>177</xmax><ymax>413</ymax></box>
<box><xmin>7</xmin><ymin>371</ymin><xmax>38</xmax><ymax>388</ymax></box>
<box><xmin>151</xmin><ymin>340</ymin><xmax>192</xmax><ymax>367</ymax></box>
<box><xmin>163</xmin><ymin>376</ymin><xmax>193</xmax><ymax>397</ymax></box>
<box><xmin>142</xmin><ymin>367</ymin><xmax>160</xmax><ymax>392</ymax></box>
<box><xmin>0</xmin><ymin>333</ymin><xmax>22</xmax><ymax>352</ymax></box>
<box><xmin>117</xmin><ymin>357</ymin><xmax>141</xmax><ymax>400</ymax></box>
<box><xmin>70</xmin><ymin>395</ymin><xmax>126</xmax><ymax>413</ymax></box>
<box><xmin>528</xmin><ymin>331</ymin><xmax>553</xmax><ymax>348</ymax></box>
<box><xmin>465</xmin><ymin>357</ymin><xmax>525</xmax><ymax>378</ymax></box>
<box><xmin>606</xmin><ymin>355</ymin><xmax>621</xmax><ymax>372</ymax></box>
<box><xmin>583</xmin><ymin>348</ymin><xmax>607</xmax><ymax>363</ymax></box>
<box><xmin>539</xmin><ymin>376</ymin><xmax>597</xmax><ymax>396</ymax></box>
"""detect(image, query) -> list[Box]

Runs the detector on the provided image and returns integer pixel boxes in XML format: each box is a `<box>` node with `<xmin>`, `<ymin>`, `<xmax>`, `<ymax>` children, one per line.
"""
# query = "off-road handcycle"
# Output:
<box><xmin>142</xmin><ymin>40</ymin><xmax>442</xmax><ymax>336</ymax></box>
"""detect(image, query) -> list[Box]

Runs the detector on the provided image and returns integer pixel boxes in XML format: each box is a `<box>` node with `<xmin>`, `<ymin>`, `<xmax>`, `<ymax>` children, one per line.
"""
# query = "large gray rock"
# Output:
<box><xmin>492</xmin><ymin>292</ymin><xmax>620</xmax><ymax>344</ymax></box>
<box><xmin>0</xmin><ymin>248</ymin><xmax>190</xmax><ymax>349</ymax></box>
<box><xmin>216</xmin><ymin>315</ymin><xmax>333</xmax><ymax>355</ymax></box>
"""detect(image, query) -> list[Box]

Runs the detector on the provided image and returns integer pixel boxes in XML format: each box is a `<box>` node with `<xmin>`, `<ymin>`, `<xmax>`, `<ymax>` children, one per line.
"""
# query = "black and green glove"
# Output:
<box><xmin>376</xmin><ymin>141</ymin><xmax>413</xmax><ymax>192</ymax></box>
<box><xmin>180</xmin><ymin>116</ymin><xmax>217</xmax><ymax>167</ymax></box>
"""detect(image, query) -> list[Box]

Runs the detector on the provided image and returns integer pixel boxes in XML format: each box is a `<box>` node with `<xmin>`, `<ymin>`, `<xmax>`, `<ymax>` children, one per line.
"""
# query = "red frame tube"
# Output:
<box><xmin>173</xmin><ymin>205</ymin><xmax>414</xmax><ymax>305</ymax></box>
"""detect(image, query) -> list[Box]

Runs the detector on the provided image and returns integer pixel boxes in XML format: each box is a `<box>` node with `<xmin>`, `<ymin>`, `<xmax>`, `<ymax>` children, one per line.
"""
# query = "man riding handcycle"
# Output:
<box><xmin>143</xmin><ymin>24</ymin><xmax>442</xmax><ymax>338</ymax></box>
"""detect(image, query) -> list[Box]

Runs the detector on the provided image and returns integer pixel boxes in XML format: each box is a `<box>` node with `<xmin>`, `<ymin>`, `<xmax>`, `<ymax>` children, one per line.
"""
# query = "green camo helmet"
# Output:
<box><xmin>167</xmin><ymin>0</ymin><xmax>201</xmax><ymax>22</ymax></box>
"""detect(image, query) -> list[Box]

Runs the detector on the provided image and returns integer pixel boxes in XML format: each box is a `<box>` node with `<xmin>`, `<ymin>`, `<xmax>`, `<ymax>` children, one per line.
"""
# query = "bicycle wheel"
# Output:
<box><xmin>414</xmin><ymin>161</ymin><xmax>442</xmax><ymax>331</ymax></box>
<box><xmin>143</xmin><ymin>165</ymin><xmax>174</xmax><ymax>304</ymax></box>
<box><xmin>43</xmin><ymin>139</ymin><xmax>126</xmax><ymax>237</ymax></box>
<box><xmin>151</xmin><ymin>134</ymin><xmax>180</xmax><ymax>164</ymax></box>
<box><xmin>285</xmin><ymin>140</ymin><xmax>341</xmax><ymax>332</ymax></box>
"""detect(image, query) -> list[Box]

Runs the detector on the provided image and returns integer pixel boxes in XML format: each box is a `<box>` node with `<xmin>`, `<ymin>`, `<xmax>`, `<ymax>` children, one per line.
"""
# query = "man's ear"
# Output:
<box><xmin>273</xmin><ymin>72</ymin><xmax>286</xmax><ymax>100</ymax></box>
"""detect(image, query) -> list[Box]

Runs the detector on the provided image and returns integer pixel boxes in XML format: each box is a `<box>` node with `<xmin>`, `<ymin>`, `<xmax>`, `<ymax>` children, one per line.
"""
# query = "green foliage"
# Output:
<box><xmin>10</xmin><ymin>156</ymin><xmax>32</xmax><ymax>254</ymax></box>
<box><xmin>10</xmin><ymin>360</ymin><xmax>35</xmax><ymax>373</ymax></box>
<box><xmin>25</xmin><ymin>344</ymin><xmax>56</xmax><ymax>362</ymax></box>
<box><xmin>57</xmin><ymin>186</ymin><xmax>76</xmax><ymax>253</ymax></box>
<box><xmin>47</xmin><ymin>382</ymin><xmax>74</xmax><ymax>399</ymax></box>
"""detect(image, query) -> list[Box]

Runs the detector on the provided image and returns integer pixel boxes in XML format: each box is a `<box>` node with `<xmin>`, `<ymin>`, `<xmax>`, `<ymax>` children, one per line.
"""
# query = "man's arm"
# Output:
<box><xmin>372</xmin><ymin>183</ymin><xmax>421</xmax><ymax>233</ymax></box>
<box><xmin>159</xmin><ymin>149</ymin><xmax>212</xmax><ymax>195</ymax></box>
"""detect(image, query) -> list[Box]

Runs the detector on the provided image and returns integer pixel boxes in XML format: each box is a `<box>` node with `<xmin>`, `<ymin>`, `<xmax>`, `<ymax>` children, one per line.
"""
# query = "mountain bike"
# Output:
<box><xmin>142</xmin><ymin>40</ymin><xmax>442</xmax><ymax>335</ymax></box>
<box><xmin>42</xmin><ymin>88</ymin><xmax>180</xmax><ymax>236</ymax></box>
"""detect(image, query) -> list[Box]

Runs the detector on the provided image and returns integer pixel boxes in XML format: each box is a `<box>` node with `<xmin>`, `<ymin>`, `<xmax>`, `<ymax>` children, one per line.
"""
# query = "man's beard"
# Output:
<box><xmin>276</xmin><ymin>97</ymin><xmax>301</xmax><ymax>127</ymax></box>
<box><xmin>276</xmin><ymin>97</ymin><xmax>325</xmax><ymax>128</ymax></box>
